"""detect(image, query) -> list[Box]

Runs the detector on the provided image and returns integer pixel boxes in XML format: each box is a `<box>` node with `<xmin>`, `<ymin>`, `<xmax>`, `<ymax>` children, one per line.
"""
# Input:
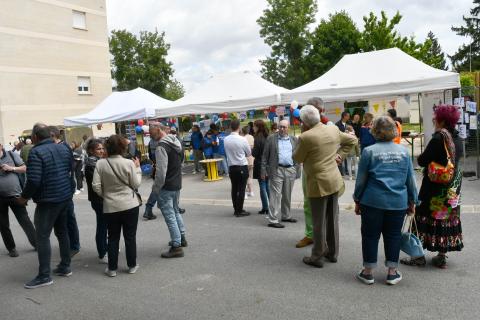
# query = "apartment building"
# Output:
<box><xmin>0</xmin><ymin>0</ymin><xmax>112</xmax><ymax>144</ymax></box>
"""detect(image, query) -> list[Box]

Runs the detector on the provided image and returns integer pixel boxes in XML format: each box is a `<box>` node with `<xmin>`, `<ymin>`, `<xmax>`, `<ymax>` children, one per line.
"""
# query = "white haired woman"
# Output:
<box><xmin>353</xmin><ymin>116</ymin><xmax>418</xmax><ymax>285</ymax></box>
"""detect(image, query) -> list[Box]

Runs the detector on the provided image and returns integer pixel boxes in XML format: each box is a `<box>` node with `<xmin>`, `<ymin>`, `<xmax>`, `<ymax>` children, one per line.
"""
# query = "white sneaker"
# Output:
<box><xmin>99</xmin><ymin>256</ymin><xmax>108</xmax><ymax>264</ymax></box>
<box><xmin>248</xmin><ymin>192</ymin><xmax>255</xmax><ymax>197</ymax></box>
<box><xmin>105</xmin><ymin>268</ymin><xmax>117</xmax><ymax>277</ymax></box>
<box><xmin>244</xmin><ymin>194</ymin><xmax>249</xmax><ymax>200</ymax></box>
<box><xmin>127</xmin><ymin>265</ymin><xmax>139</xmax><ymax>274</ymax></box>
<box><xmin>80</xmin><ymin>188</ymin><xmax>84</xmax><ymax>192</ymax></box>
<box><xmin>74</xmin><ymin>190</ymin><xmax>81</xmax><ymax>195</ymax></box>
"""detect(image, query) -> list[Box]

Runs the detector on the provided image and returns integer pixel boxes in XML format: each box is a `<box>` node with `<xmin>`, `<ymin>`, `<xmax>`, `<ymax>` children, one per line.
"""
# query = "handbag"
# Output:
<box><xmin>427</xmin><ymin>131</ymin><xmax>454</xmax><ymax>184</ymax></box>
<box><xmin>400</xmin><ymin>215</ymin><xmax>424</xmax><ymax>258</ymax></box>
<box><xmin>106</xmin><ymin>159</ymin><xmax>143</xmax><ymax>206</ymax></box>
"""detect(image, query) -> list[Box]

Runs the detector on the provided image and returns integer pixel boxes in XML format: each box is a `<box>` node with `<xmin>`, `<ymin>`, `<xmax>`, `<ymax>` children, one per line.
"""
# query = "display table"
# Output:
<box><xmin>199</xmin><ymin>159</ymin><xmax>223</xmax><ymax>182</ymax></box>
<box><xmin>402</xmin><ymin>132</ymin><xmax>424</xmax><ymax>162</ymax></box>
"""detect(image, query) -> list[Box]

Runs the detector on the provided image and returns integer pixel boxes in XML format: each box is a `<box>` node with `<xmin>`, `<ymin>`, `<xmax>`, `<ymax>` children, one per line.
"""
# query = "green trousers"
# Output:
<box><xmin>302</xmin><ymin>174</ymin><xmax>313</xmax><ymax>239</ymax></box>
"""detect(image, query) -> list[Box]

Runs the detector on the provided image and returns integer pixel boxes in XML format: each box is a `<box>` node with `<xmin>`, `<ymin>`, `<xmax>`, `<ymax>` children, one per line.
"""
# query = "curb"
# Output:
<box><xmin>180</xmin><ymin>198</ymin><xmax>480</xmax><ymax>213</ymax></box>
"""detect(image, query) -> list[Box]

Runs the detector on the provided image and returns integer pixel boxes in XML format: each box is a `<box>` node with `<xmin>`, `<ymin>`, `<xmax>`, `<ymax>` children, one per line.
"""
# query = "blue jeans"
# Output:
<box><xmin>157</xmin><ymin>190</ymin><xmax>185</xmax><ymax>247</ymax></box>
<box><xmin>145</xmin><ymin>189</ymin><xmax>157</xmax><ymax>209</ymax></box>
<box><xmin>91</xmin><ymin>202</ymin><xmax>108</xmax><ymax>259</ymax></box>
<box><xmin>258</xmin><ymin>179</ymin><xmax>270</xmax><ymax>211</ymax></box>
<box><xmin>66</xmin><ymin>200</ymin><xmax>80</xmax><ymax>251</ymax></box>
<box><xmin>34</xmin><ymin>201</ymin><xmax>71</xmax><ymax>279</ymax></box>
<box><xmin>360</xmin><ymin>205</ymin><xmax>406</xmax><ymax>268</ymax></box>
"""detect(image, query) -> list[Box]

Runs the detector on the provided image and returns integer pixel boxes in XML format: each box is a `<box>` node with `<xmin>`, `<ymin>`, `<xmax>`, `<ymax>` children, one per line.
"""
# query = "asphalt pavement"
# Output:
<box><xmin>0</xmin><ymin>171</ymin><xmax>479</xmax><ymax>320</ymax></box>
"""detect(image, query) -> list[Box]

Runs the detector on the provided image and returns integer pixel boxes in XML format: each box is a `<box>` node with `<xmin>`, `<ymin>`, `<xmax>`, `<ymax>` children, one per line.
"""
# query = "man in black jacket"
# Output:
<box><xmin>18</xmin><ymin>123</ymin><xmax>75</xmax><ymax>289</ymax></box>
<box><xmin>335</xmin><ymin>111</ymin><xmax>351</xmax><ymax>175</ymax></box>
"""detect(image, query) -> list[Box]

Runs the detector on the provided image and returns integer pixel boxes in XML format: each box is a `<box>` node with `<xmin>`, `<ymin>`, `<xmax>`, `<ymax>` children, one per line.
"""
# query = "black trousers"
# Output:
<box><xmin>74</xmin><ymin>160</ymin><xmax>83</xmax><ymax>190</ymax></box>
<box><xmin>0</xmin><ymin>197</ymin><xmax>36</xmax><ymax>251</ymax></box>
<box><xmin>228</xmin><ymin>165</ymin><xmax>249</xmax><ymax>214</ymax></box>
<box><xmin>105</xmin><ymin>207</ymin><xmax>139</xmax><ymax>270</ymax></box>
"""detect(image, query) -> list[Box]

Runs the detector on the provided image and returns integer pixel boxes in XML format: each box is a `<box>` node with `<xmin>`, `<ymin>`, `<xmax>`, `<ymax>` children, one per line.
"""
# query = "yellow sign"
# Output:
<box><xmin>373</xmin><ymin>104</ymin><xmax>379</xmax><ymax>113</ymax></box>
<box><xmin>335</xmin><ymin>107</ymin><xmax>341</xmax><ymax>116</ymax></box>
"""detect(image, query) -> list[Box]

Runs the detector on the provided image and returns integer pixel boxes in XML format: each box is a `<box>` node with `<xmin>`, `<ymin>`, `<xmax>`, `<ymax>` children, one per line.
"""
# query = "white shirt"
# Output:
<box><xmin>224</xmin><ymin>132</ymin><xmax>251</xmax><ymax>166</ymax></box>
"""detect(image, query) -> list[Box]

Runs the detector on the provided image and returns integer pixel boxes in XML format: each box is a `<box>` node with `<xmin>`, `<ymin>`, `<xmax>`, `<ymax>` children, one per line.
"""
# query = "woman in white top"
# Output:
<box><xmin>92</xmin><ymin>135</ymin><xmax>142</xmax><ymax>277</ymax></box>
<box><xmin>241</xmin><ymin>126</ymin><xmax>255</xmax><ymax>198</ymax></box>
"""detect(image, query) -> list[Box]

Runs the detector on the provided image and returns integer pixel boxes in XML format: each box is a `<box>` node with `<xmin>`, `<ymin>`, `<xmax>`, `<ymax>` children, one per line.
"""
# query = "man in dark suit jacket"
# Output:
<box><xmin>335</xmin><ymin>112</ymin><xmax>351</xmax><ymax>175</ymax></box>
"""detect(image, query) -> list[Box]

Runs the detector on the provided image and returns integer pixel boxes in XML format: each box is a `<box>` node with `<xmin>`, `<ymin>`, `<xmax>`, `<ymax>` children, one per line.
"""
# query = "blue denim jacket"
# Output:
<box><xmin>353</xmin><ymin>142</ymin><xmax>418</xmax><ymax>210</ymax></box>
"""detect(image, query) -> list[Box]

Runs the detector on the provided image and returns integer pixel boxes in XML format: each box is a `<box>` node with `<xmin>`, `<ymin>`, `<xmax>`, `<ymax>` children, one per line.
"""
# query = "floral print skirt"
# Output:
<box><xmin>415</xmin><ymin>201</ymin><xmax>463</xmax><ymax>253</ymax></box>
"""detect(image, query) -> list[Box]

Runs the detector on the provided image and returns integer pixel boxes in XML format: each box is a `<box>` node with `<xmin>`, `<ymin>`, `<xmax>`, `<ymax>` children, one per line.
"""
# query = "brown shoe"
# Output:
<box><xmin>161</xmin><ymin>246</ymin><xmax>184</xmax><ymax>258</ymax></box>
<box><xmin>296</xmin><ymin>237</ymin><xmax>313</xmax><ymax>248</ymax></box>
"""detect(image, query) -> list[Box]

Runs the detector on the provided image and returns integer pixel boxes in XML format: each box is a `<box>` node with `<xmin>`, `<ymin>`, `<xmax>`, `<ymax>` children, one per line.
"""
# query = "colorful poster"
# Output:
<box><xmin>466</xmin><ymin>101</ymin><xmax>477</xmax><ymax>112</ymax></box>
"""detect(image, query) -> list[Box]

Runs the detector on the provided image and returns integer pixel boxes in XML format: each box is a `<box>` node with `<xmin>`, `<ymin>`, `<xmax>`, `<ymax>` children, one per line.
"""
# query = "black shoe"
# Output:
<box><xmin>234</xmin><ymin>210</ymin><xmax>250</xmax><ymax>217</ymax></box>
<box><xmin>70</xmin><ymin>249</ymin><xmax>80</xmax><ymax>258</ymax></box>
<box><xmin>325</xmin><ymin>255</ymin><xmax>337</xmax><ymax>263</ymax></box>
<box><xmin>8</xmin><ymin>248</ymin><xmax>19</xmax><ymax>257</ymax></box>
<box><xmin>303</xmin><ymin>256</ymin><xmax>324</xmax><ymax>268</ymax></box>
<box><xmin>143</xmin><ymin>214</ymin><xmax>157</xmax><ymax>220</ymax></box>
<box><xmin>281</xmin><ymin>218</ymin><xmax>297</xmax><ymax>223</ymax></box>
<box><xmin>258</xmin><ymin>209</ymin><xmax>268</xmax><ymax>214</ymax></box>
<box><xmin>53</xmin><ymin>266</ymin><xmax>73</xmax><ymax>277</ymax></box>
<box><xmin>161</xmin><ymin>246</ymin><xmax>184</xmax><ymax>258</ymax></box>
<box><xmin>268</xmin><ymin>223</ymin><xmax>285</xmax><ymax>228</ymax></box>
<box><xmin>24</xmin><ymin>277</ymin><xmax>53</xmax><ymax>289</ymax></box>
<box><xmin>179</xmin><ymin>208</ymin><xmax>186</xmax><ymax>214</ymax></box>
<box><xmin>181</xmin><ymin>234</ymin><xmax>188</xmax><ymax>247</ymax></box>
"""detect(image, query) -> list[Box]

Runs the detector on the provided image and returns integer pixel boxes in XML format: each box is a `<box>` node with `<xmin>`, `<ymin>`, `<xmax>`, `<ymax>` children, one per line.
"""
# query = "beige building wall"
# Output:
<box><xmin>0</xmin><ymin>0</ymin><xmax>112</xmax><ymax>144</ymax></box>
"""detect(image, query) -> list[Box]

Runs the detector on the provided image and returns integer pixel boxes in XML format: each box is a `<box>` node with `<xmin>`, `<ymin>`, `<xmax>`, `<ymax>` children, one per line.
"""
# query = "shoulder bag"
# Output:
<box><xmin>427</xmin><ymin>130</ymin><xmax>455</xmax><ymax>184</ymax></box>
<box><xmin>106</xmin><ymin>158</ymin><xmax>142</xmax><ymax>206</ymax></box>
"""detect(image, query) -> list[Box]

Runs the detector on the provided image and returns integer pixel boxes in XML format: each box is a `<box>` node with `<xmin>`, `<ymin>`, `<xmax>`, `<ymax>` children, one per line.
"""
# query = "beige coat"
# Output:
<box><xmin>293</xmin><ymin>123</ymin><xmax>357</xmax><ymax>198</ymax></box>
<box><xmin>92</xmin><ymin>155</ymin><xmax>142</xmax><ymax>213</ymax></box>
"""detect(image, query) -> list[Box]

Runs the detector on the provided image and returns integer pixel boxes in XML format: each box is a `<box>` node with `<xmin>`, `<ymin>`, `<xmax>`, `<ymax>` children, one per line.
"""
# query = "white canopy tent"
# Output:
<box><xmin>282</xmin><ymin>48</ymin><xmax>460</xmax><ymax>103</ymax></box>
<box><xmin>154</xmin><ymin>71</ymin><xmax>288</xmax><ymax>117</ymax></box>
<box><xmin>64</xmin><ymin>87</ymin><xmax>172</xmax><ymax>126</ymax></box>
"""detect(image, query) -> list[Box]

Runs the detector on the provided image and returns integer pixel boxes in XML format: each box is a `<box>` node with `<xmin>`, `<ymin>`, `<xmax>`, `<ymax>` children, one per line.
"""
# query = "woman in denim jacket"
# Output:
<box><xmin>353</xmin><ymin>116</ymin><xmax>418</xmax><ymax>285</ymax></box>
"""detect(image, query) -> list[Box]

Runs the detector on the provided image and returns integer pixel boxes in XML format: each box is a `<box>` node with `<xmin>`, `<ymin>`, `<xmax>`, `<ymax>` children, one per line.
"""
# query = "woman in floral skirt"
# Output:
<box><xmin>401</xmin><ymin>104</ymin><xmax>463</xmax><ymax>269</ymax></box>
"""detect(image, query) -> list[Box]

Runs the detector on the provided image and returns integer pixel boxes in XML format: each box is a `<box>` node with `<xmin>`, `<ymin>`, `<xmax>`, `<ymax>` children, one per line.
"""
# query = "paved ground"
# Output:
<box><xmin>1</xmin><ymin>170</ymin><xmax>479</xmax><ymax>320</ymax></box>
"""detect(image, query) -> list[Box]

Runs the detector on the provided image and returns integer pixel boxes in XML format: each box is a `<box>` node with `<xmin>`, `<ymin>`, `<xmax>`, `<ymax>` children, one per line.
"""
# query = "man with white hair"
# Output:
<box><xmin>261</xmin><ymin>120</ymin><xmax>300</xmax><ymax>228</ymax></box>
<box><xmin>296</xmin><ymin>97</ymin><xmax>330</xmax><ymax>248</ymax></box>
<box><xmin>293</xmin><ymin>105</ymin><xmax>356</xmax><ymax>268</ymax></box>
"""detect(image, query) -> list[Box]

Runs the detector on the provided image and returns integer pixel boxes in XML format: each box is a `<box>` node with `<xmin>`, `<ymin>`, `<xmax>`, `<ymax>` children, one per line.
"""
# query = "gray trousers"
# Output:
<box><xmin>309</xmin><ymin>192</ymin><xmax>339</xmax><ymax>262</ymax></box>
<box><xmin>193</xmin><ymin>149</ymin><xmax>204</xmax><ymax>172</ymax></box>
<box><xmin>267</xmin><ymin>166</ymin><xmax>296</xmax><ymax>223</ymax></box>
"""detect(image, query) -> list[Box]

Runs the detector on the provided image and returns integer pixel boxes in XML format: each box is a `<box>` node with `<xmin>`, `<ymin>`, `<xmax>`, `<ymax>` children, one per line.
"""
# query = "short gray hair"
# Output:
<box><xmin>371</xmin><ymin>116</ymin><xmax>398</xmax><ymax>142</ymax></box>
<box><xmin>306</xmin><ymin>97</ymin><xmax>324</xmax><ymax>109</ymax></box>
<box><xmin>300</xmin><ymin>105</ymin><xmax>321</xmax><ymax>128</ymax></box>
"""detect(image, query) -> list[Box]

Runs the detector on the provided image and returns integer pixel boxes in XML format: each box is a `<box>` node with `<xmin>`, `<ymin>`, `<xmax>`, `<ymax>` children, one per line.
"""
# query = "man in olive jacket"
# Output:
<box><xmin>293</xmin><ymin>106</ymin><xmax>357</xmax><ymax>268</ymax></box>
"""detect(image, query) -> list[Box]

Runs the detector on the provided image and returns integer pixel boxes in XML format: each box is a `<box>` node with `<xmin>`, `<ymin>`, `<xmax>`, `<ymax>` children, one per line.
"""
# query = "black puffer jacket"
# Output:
<box><xmin>85</xmin><ymin>156</ymin><xmax>103</xmax><ymax>204</ymax></box>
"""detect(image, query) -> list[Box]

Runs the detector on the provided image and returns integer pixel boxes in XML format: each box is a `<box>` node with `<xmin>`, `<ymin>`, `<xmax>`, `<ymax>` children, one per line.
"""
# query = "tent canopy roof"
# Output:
<box><xmin>282</xmin><ymin>48</ymin><xmax>460</xmax><ymax>103</ymax></box>
<box><xmin>155</xmin><ymin>71</ymin><xmax>288</xmax><ymax>117</ymax></box>
<box><xmin>64</xmin><ymin>87</ymin><xmax>172</xmax><ymax>126</ymax></box>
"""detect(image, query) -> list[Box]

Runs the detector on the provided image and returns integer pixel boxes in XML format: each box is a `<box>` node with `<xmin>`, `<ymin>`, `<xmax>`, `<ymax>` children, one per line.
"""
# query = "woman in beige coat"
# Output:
<box><xmin>92</xmin><ymin>135</ymin><xmax>142</xmax><ymax>277</ymax></box>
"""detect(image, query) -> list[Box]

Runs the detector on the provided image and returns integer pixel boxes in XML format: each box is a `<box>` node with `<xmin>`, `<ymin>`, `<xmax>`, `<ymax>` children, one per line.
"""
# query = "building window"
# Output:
<box><xmin>72</xmin><ymin>10</ymin><xmax>87</xmax><ymax>30</ymax></box>
<box><xmin>78</xmin><ymin>77</ymin><xmax>91</xmax><ymax>94</ymax></box>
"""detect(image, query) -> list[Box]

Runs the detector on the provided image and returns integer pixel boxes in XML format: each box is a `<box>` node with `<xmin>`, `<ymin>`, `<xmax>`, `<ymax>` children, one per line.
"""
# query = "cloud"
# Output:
<box><xmin>106</xmin><ymin>0</ymin><xmax>473</xmax><ymax>93</ymax></box>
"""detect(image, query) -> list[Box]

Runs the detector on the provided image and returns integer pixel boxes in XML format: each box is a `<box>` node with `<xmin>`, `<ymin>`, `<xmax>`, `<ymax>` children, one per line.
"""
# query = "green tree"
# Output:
<box><xmin>421</xmin><ymin>32</ymin><xmax>447</xmax><ymax>70</ymax></box>
<box><xmin>451</xmin><ymin>0</ymin><xmax>480</xmax><ymax>71</ymax></box>
<box><xmin>306</xmin><ymin>11</ymin><xmax>361</xmax><ymax>80</ymax></box>
<box><xmin>164</xmin><ymin>79</ymin><xmax>185</xmax><ymax>101</ymax></box>
<box><xmin>461</xmin><ymin>73</ymin><xmax>476</xmax><ymax>97</ymax></box>
<box><xmin>360</xmin><ymin>11</ymin><xmax>405</xmax><ymax>51</ymax></box>
<box><xmin>257</xmin><ymin>0</ymin><xmax>317</xmax><ymax>89</ymax></box>
<box><xmin>109</xmin><ymin>29</ymin><xmax>176</xmax><ymax>97</ymax></box>
<box><xmin>360</xmin><ymin>11</ymin><xmax>447</xmax><ymax>70</ymax></box>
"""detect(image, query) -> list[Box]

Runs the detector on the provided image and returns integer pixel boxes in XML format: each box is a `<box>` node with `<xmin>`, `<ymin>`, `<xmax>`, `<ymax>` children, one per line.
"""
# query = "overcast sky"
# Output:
<box><xmin>106</xmin><ymin>0</ymin><xmax>473</xmax><ymax>93</ymax></box>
